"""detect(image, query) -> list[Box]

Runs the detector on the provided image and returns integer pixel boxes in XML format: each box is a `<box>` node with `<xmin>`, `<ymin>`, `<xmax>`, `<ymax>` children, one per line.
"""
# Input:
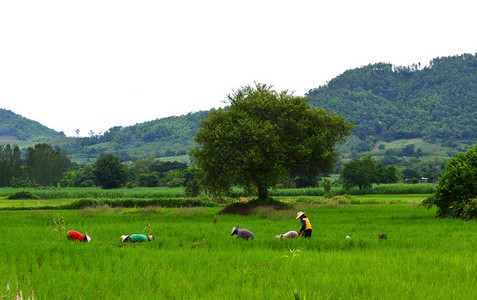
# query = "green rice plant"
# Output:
<box><xmin>142</xmin><ymin>224</ymin><xmax>152</xmax><ymax>235</ymax></box>
<box><xmin>2</xmin><ymin>199</ymin><xmax>477</xmax><ymax>299</ymax></box>
<box><xmin>281</xmin><ymin>249</ymin><xmax>303</xmax><ymax>300</ymax></box>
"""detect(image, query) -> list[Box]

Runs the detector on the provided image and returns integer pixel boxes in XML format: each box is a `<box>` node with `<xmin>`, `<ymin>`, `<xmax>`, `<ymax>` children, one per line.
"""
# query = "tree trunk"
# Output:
<box><xmin>257</xmin><ymin>186</ymin><xmax>268</xmax><ymax>202</ymax></box>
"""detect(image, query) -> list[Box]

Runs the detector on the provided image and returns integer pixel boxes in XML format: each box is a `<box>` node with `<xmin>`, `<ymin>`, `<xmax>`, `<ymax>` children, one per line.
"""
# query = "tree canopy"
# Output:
<box><xmin>191</xmin><ymin>83</ymin><xmax>353</xmax><ymax>200</ymax></box>
<box><xmin>340</xmin><ymin>156</ymin><xmax>400</xmax><ymax>191</ymax></box>
<box><xmin>24</xmin><ymin>143</ymin><xmax>71</xmax><ymax>186</ymax></box>
<box><xmin>423</xmin><ymin>145</ymin><xmax>477</xmax><ymax>219</ymax></box>
<box><xmin>93</xmin><ymin>153</ymin><xmax>127</xmax><ymax>189</ymax></box>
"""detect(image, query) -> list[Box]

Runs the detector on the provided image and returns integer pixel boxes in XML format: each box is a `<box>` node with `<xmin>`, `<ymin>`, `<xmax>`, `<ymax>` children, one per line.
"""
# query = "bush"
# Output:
<box><xmin>461</xmin><ymin>198</ymin><xmax>477</xmax><ymax>220</ymax></box>
<box><xmin>60</xmin><ymin>198</ymin><xmax>218</xmax><ymax>209</ymax></box>
<box><xmin>7</xmin><ymin>191</ymin><xmax>41</xmax><ymax>200</ymax></box>
<box><xmin>423</xmin><ymin>145</ymin><xmax>477</xmax><ymax>218</ymax></box>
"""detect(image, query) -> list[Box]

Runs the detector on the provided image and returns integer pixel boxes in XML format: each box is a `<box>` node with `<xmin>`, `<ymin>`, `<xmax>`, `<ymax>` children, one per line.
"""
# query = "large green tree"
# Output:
<box><xmin>93</xmin><ymin>153</ymin><xmax>127</xmax><ymax>189</ymax></box>
<box><xmin>191</xmin><ymin>83</ymin><xmax>353</xmax><ymax>200</ymax></box>
<box><xmin>24</xmin><ymin>143</ymin><xmax>71</xmax><ymax>186</ymax></box>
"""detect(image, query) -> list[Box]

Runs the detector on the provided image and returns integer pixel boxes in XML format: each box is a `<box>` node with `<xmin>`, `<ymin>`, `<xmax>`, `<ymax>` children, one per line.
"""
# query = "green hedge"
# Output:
<box><xmin>60</xmin><ymin>198</ymin><xmax>218</xmax><ymax>209</ymax></box>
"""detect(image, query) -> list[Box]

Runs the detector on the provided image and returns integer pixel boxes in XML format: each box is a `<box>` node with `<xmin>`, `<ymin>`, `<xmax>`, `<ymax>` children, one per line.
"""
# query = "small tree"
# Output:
<box><xmin>340</xmin><ymin>156</ymin><xmax>378</xmax><ymax>192</ymax></box>
<box><xmin>423</xmin><ymin>145</ymin><xmax>477</xmax><ymax>218</ymax></box>
<box><xmin>93</xmin><ymin>153</ymin><xmax>127</xmax><ymax>189</ymax></box>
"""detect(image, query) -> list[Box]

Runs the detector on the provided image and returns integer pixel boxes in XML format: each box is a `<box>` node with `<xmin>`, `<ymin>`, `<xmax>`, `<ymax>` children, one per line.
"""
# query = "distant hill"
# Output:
<box><xmin>306</xmin><ymin>53</ymin><xmax>477</xmax><ymax>150</ymax></box>
<box><xmin>0</xmin><ymin>109</ymin><xmax>64</xmax><ymax>140</ymax></box>
<box><xmin>46</xmin><ymin>110</ymin><xmax>211</xmax><ymax>163</ymax></box>
<box><xmin>2</xmin><ymin>53</ymin><xmax>476</xmax><ymax>163</ymax></box>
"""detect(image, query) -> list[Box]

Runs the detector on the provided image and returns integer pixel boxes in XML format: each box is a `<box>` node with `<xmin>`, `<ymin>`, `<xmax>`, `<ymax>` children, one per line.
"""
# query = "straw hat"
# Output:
<box><xmin>231</xmin><ymin>226</ymin><xmax>239</xmax><ymax>236</ymax></box>
<box><xmin>296</xmin><ymin>211</ymin><xmax>305</xmax><ymax>219</ymax></box>
<box><xmin>85</xmin><ymin>234</ymin><xmax>91</xmax><ymax>243</ymax></box>
<box><xmin>121</xmin><ymin>235</ymin><xmax>129</xmax><ymax>242</ymax></box>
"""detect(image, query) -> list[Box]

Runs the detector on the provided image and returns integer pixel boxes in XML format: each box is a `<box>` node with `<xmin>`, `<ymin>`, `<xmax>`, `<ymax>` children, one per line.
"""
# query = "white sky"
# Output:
<box><xmin>1</xmin><ymin>0</ymin><xmax>476</xmax><ymax>137</ymax></box>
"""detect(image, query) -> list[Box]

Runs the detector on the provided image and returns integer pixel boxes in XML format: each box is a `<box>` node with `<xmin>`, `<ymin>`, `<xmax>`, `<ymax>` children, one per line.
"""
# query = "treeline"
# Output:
<box><xmin>0</xmin><ymin>142</ymin><xmax>199</xmax><ymax>194</ymax></box>
<box><xmin>307</xmin><ymin>53</ymin><xmax>477</xmax><ymax>145</ymax></box>
<box><xmin>1</xmin><ymin>141</ymin><xmax>444</xmax><ymax>199</ymax></box>
<box><xmin>0</xmin><ymin>143</ymin><xmax>70</xmax><ymax>187</ymax></box>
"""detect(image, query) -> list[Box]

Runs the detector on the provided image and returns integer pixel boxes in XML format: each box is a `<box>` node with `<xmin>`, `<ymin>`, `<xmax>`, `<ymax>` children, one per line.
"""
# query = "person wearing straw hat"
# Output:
<box><xmin>231</xmin><ymin>226</ymin><xmax>255</xmax><ymax>240</ymax></box>
<box><xmin>296</xmin><ymin>211</ymin><xmax>312</xmax><ymax>238</ymax></box>
<box><xmin>67</xmin><ymin>230</ymin><xmax>91</xmax><ymax>242</ymax></box>
<box><xmin>121</xmin><ymin>234</ymin><xmax>154</xmax><ymax>243</ymax></box>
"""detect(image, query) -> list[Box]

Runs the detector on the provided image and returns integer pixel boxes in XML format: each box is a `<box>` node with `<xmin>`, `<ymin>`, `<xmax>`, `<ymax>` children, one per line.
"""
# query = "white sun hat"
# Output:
<box><xmin>121</xmin><ymin>235</ymin><xmax>129</xmax><ymax>242</ymax></box>
<box><xmin>296</xmin><ymin>211</ymin><xmax>305</xmax><ymax>219</ymax></box>
<box><xmin>85</xmin><ymin>234</ymin><xmax>91</xmax><ymax>243</ymax></box>
<box><xmin>231</xmin><ymin>226</ymin><xmax>239</xmax><ymax>235</ymax></box>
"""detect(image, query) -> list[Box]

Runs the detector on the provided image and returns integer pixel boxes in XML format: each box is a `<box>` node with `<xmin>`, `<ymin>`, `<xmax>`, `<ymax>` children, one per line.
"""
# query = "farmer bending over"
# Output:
<box><xmin>275</xmin><ymin>231</ymin><xmax>299</xmax><ymax>239</ymax></box>
<box><xmin>121</xmin><ymin>234</ymin><xmax>154</xmax><ymax>243</ymax></box>
<box><xmin>296</xmin><ymin>211</ymin><xmax>312</xmax><ymax>238</ymax></box>
<box><xmin>67</xmin><ymin>230</ymin><xmax>91</xmax><ymax>242</ymax></box>
<box><xmin>231</xmin><ymin>226</ymin><xmax>255</xmax><ymax>240</ymax></box>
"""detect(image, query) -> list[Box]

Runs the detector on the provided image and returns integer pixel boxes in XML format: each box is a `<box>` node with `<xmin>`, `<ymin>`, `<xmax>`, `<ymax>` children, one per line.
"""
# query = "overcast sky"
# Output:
<box><xmin>1</xmin><ymin>0</ymin><xmax>476</xmax><ymax>137</ymax></box>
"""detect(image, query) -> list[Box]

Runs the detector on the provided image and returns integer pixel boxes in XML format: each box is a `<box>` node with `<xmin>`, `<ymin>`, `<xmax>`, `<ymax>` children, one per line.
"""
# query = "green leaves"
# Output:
<box><xmin>430</xmin><ymin>145</ymin><xmax>477</xmax><ymax>218</ymax></box>
<box><xmin>193</xmin><ymin>83</ymin><xmax>353</xmax><ymax>200</ymax></box>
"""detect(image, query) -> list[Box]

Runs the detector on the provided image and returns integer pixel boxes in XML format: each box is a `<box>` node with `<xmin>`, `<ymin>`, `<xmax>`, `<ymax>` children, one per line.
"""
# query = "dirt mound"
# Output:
<box><xmin>218</xmin><ymin>199</ymin><xmax>291</xmax><ymax>216</ymax></box>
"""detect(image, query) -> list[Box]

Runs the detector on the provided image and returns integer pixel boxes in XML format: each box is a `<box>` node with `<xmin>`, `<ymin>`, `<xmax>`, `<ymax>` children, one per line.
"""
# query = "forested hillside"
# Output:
<box><xmin>47</xmin><ymin>111</ymin><xmax>211</xmax><ymax>163</ymax></box>
<box><xmin>0</xmin><ymin>109</ymin><xmax>64</xmax><ymax>140</ymax></box>
<box><xmin>307</xmin><ymin>53</ymin><xmax>477</xmax><ymax>147</ymax></box>
<box><xmin>1</xmin><ymin>53</ymin><xmax>476</xmax><ymax>163</ymax></box>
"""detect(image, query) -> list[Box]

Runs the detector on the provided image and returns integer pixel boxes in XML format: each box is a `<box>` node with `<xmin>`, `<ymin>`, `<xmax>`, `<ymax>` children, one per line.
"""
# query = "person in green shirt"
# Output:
<box><xmin>121</xmin><ymin>234</ymin><xmax>154</xmax><ymax>243</ymax></box>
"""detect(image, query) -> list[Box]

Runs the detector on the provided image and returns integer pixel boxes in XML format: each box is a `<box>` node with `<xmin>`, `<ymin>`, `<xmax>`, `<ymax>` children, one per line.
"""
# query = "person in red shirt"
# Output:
<box><xmin>67</xmin><ymin>230</ymin><xmax>91</xmax><ymax>242</ymax></box>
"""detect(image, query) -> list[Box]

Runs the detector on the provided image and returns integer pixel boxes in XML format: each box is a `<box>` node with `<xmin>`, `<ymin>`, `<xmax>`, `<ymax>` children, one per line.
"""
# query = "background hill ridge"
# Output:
<box><xmin>2</xmin><ymin>53</ymin><xmax>476</xmax><ymax>163</ymax></box>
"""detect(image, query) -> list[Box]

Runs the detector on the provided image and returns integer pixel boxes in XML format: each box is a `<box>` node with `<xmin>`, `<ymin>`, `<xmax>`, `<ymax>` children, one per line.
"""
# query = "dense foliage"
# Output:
<box><xmin>48</xmin><ymin>111</ymin><xmax>210</xmax><ymax>162</ymax></box>
<box><xmin>307</xmin><ymin>53</ymin><xmax>477</xmax><ymax>144</ymax></box>
<box><xmin>192</xmin><ymin>83</ymin><xmax>353</xmax><ymax>200</ymax></box>
<box><xmin>0</xmin><ymin>109</ymin><xmax>63</xmax><ymax>140</ymax></box>
<box><xmin>0</xmin><ymin>144</ymin><xmax>22</xmax><ymax>186</ymax></box>
<box><xmin>25</xmin><ymin>143</ymin><xmax>71</xmax><ymax>186</ymax></box>
<box><xmin>340</xmin><ymin>156</ymin><xmax>400</xmax><ymax>191</ymax></box>
<box><xmin>423</xmin><ymin>145</ymin><xmax>477</xmax><ymax>219</ymax></box>
<box><xmin>93</xmin><ymin>154</ymin><xmax>127</xmax><ymax>189</ymax></box>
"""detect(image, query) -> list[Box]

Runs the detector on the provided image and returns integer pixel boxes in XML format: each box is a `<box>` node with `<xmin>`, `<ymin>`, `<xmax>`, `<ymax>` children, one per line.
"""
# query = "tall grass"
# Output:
<box><xmin>0</xmin><ymin>184</ymin><xmax>436</xmax><ymax>202</ymax></box>
<box><xmin>1</xmin><ymin>202</ymin><xmax>476</xmax><ymax>299</ymax></box>
<box><xmin>0</xmin><ymin>187</ymin><xmax>186</xmax><ymax>199</ymax></box>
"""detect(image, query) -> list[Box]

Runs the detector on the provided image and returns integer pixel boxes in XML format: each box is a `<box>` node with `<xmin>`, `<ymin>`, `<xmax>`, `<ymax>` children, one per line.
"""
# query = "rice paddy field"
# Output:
<box><xmin>2</xmin><ymin>194</ymin><xmax>477</xmax><ymax>299</ymax></box>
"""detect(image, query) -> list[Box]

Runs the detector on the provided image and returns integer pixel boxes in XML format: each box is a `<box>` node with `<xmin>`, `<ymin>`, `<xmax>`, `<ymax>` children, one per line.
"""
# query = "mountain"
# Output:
<box><xmin>47</xmin><ymin>110</ymin><xmax>211</xmax><ymax>163</ymax></box>
<box><xmin>306</xmin><ymin>53</ymin><xmax>477</xmax><ymax>149</ymax></box>
<box><xmin>0</xmin><ymin>109</ymin><xmax>64</xmax><ymax>140</ymax></box>
<box><xmin>2</xmin><ymin>53</ymin><xmax>476</xmax><ymax>163</ymax></box>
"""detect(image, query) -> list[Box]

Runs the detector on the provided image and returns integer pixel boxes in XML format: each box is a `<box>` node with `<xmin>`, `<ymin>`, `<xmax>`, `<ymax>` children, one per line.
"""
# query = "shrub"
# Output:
<box><xmin>60</xmin><ymin>198</ymin><xmax>218</xmax><ymax>209</ymax></box>
<box><xmin>461</xmin><ymin>198</ymin><xmax>477</xmax><ymax>220</ymax></box>
<box><xmin>7</xmin><ymin>191</ymin><xmax>41</xmax><ymax>200</ymax></box>
<box><xmin>423</xmin><ymin>145</ymin><xmax>477</xmax><ymax>218</ymax></box>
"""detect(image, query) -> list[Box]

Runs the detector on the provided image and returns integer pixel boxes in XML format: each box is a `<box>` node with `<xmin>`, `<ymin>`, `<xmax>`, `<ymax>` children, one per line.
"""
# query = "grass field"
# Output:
<box><xmin>2</xmin><ymin>194</ymin><xmax>477</xmax><ymax>299</ymax></box>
